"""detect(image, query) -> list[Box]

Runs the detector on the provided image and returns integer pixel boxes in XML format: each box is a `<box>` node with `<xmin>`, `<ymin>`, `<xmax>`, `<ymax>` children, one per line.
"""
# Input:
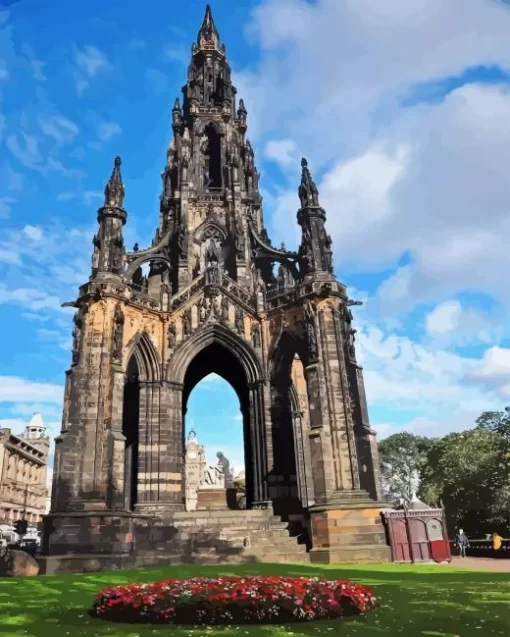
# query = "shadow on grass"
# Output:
<box><xmin>0</xmin><ymin>563</ymin><xmax>509</xmax><ymax>636</ymax></box>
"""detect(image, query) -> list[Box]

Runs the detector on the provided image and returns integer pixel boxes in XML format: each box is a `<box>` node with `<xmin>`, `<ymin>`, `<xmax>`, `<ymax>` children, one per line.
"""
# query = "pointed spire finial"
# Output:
<box><xmin>298</xmin><ymin>157</ymin><xmax>320</xmax><ymax>208</ymax></box>
<box><xmin>196</xmin><ymin>4</ymin><xmax>222</xmax><ymax>52</ymax></box>
<box><xmin>104</xmin><ymin>155</ymin><xmax>125</xmax><ymax>208</ymax></box>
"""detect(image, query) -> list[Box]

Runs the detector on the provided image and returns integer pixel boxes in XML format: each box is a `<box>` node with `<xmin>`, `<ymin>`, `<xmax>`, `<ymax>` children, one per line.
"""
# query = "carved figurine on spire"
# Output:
<box><xmin>298</xmin><ymin>158</ymin><xmax>320</xmax><ymax>209</ymax></box>
<box><xmin>197</xmin><ymin>4</ymin><xmax>222</xmax><ymax>52</ymax></box>
<box><xmin>104</xmin><ymin>156</ymin><xmax>125</xmax><ymax>209</ymax></box>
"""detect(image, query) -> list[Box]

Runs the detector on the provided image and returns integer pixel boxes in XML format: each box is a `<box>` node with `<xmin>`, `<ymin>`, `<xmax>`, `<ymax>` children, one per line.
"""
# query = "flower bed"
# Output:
<box><xmin>91</xmin><ymin>575</ymin><xmax>377</xmax><ymax>625</ymax></box>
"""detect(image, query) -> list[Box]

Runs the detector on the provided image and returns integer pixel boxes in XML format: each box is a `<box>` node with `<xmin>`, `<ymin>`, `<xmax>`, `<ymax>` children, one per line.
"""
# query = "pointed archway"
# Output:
<box><xmin>122</xmin><ymin>332</ymin><xmax>161</xmax><ymax>511</ymax></box>
<box><xmin>169</xmin><ymin>322</ymin><xmax>269</xmax><ymax>508</ymax></box>
<box><xmin>269</xmin><ymin>329</ymin><xmax>314</xmax><ymax>517</ymax></box>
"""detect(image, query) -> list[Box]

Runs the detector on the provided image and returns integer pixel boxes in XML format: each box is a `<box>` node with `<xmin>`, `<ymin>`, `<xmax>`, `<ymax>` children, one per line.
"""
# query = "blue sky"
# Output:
<box><xmin>2</xmin><ymin>0</ymin><xmax>510</xmax><ymax>478</ymax></box>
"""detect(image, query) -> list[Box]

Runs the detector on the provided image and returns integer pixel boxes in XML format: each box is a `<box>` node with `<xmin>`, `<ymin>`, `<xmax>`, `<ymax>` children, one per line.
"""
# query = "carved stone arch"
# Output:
<box><xmin>168</xmin><ymin>322</ymin><xmax>263</xmax><ymax>386</ymax></box>
<box><xmin>194</xmin><ymin>221</ymin><xmax>227</xmax><ymax>243</ymax></box>
<box><xmin>124</xmin><ymin>254</ymin><xmax>172</xmax><ymax>282</ymax></box>
<box><xmin>125</xmin><ymin>331</ymin><xmax>161</xmax><ymax>382</ymax></box>
<box><xmin>196</xmin><ymin>118</ymin><xmax>223</xmax><ymax>136</ymax></box>
<box><xmin>269</xmin><ymin>328</ymin><xmax>309</xmax><ymax>379</ymax></box>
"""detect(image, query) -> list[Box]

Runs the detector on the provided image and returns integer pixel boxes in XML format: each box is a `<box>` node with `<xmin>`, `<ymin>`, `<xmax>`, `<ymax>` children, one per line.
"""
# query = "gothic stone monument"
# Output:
<box><xmin>41</xmin><ymin>5</ymin><xmax>389</xmax><ymax>572</ymax></box>
<box><xmin>184</xmin><ymin>430</ymin><xmax>206</xmax><ymax>511</ymax></box>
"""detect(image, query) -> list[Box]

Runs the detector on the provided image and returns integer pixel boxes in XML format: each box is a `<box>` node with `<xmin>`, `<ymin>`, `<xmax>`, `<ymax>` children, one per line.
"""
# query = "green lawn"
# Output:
<box><xmin>0</xmin><ymin>562</ymin><xmax>509</xmax><ymax>637</ymax></box>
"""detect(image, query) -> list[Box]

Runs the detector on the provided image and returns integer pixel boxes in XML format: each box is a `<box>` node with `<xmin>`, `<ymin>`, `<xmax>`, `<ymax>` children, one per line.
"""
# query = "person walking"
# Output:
<box><xmin>492</xmin><ymin>532</ymin><xmax>503</xmax><ymax>551</ymax></box>
<box><xmin>456</xmin><ymin>529</ymin><xmax>469</xmax><ymax>558</ymax></box>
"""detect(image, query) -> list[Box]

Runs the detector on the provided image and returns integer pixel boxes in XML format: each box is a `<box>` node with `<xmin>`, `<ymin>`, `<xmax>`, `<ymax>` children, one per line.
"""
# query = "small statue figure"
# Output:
<box><xmin>112</xmin><ymin>304</ymin><xmax>125</xmax><ymax>364</ymax></box>
<box><xmin>71</xmin><ymin>313</ymin><xmax>82</xmax><ymax>364</ymax></box>
<box><xmin>348</xmin><ymin>328</ymin><xmax>357</xmax><ymax>360</ymax></box>
<box><xmin>168</xmin><ymin>322</ymin><xmax>176</xmax><ymax>350</ymax></box>
<box><xmin>221</xmin><ymin>294</ymin><xmax>229</xmax><ymax>321</ymax></box>
<box><xmin>303</xmin><ymin>300</ymin><xmax>318</xmax><ymax>362</ymax></box>
<box><xmin>235</xmin><ymin>226</ymin><xmax>245</xmax><ymax>258</ymax></box>
<box><xmin>133</xmin><ymin>242</ymin><xmax>139</xmax><ymax>252</ymax></box>
<box><xmin>235</xmin><ymin>308</ymin><xmax>244</xmax><ymax>336</ymax></box>
<box><xmin>182</xmin><ymin>309</ymin><xmax>192</xmax><ymax>337</ymax></box>
<box><xmin>199</xmin><ymin>298</ymin><xmax>208</xmax><ymax>323</ymax></box>
<box><xmin>206</xmin><ymin>263</ymin><xmax>220</xmax><ymax>286</ymax></box>
<box><xmin>252</xmin><ymin>322</ymin><xmax>261</xmax><ymax>349</ymax></box>
<box><xmin>91</xmin><ymin>235</ymin><xmax>100</xmax><ymax>270</ymax></box>
<box><xmin>324</xmin><ymin>234</ymin><xmax>333</xmax><ymax>273</ymax></box>
<box><xmin>177</xmin><ymin>226</ymin><xmax>188</xmax><ymax>259</ymax></box>
<box><xmin>298</xmin><ymin>158</ymin><xmax>320</xmax><ymax>208</ymax></box>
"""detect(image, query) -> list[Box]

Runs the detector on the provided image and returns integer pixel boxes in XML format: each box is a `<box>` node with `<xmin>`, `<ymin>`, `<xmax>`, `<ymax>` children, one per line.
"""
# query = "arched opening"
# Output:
<box><xmin>270</xmin><ymin>331</ymin><xmax>313</xmax><ymax>519</ymax></box>
<box><xmin>182</xmin><ymin>342</ymin><xmax>254</xmax><ymax>509</ymax></box>
<box><xmin>122</xmin><ymin>356</ymin><xmax>140</xmax><ymax>511</ymax></box>
<box><xmin>185</xmin><ymin>373</ymin><xmax>245</xmax><ymax>510</ymax></box>
<box><xmin>203</xmin><ymin>123</ymin><xmax>222</xmax><ymax>190</ymax></box>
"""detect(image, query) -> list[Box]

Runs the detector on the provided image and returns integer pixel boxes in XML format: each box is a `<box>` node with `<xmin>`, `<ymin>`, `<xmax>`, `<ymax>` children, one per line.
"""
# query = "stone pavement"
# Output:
<box><xmin>449</xmin><ymin>556</ymin><xmax>510</xmax><ymax>571</ymax></box>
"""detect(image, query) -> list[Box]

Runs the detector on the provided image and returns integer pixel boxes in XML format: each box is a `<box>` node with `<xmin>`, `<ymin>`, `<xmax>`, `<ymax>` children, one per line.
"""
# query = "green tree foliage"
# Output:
<box><xmin>419</xmin><ymin>428</ymin><xmax>510</xmax><ymax>536</ymax></box>
<box><xmin>378</xmin><ymin>432</ymin><xmax>434</xmax><ymax>505</ymax></box>
<box><xmin>475</xmin><ymin>407</ymin><xmax>510</xmax><ymax>440</ymax></box>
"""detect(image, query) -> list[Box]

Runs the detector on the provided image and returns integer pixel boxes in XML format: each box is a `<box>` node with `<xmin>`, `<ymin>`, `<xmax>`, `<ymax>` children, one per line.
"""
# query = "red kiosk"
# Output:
<box><xmin>382</xmin><ymin>499</ymin><xmax>451</xmax><ymax>563</ymax></box>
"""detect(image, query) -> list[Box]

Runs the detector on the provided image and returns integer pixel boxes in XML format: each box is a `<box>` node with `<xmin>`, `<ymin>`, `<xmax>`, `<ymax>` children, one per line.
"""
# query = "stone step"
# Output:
<box><xmin>169</xmin><ymin>519</ymin><xmax>288</xmax><ymax>530</ymax></box>
<box><xmin>310</xmin><ymin>544</ymin><xmax>391</xmax><ymax>564</ymax></box>
<box><xmin>325</xmin><ymin>531</ymin><xmax>387</xmax><ymax>545</ymax></box>
<box><xmin>168</xmin><ymin>510</ymin><xmax>278</xmax><ymax>522</ymax></box>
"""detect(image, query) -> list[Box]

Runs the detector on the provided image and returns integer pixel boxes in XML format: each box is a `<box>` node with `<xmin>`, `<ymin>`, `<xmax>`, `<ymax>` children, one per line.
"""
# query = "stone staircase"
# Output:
<box><xmin>134</xmin><ymin>508</ymin><xmax>310</xmax><ymax>565</ymax></box>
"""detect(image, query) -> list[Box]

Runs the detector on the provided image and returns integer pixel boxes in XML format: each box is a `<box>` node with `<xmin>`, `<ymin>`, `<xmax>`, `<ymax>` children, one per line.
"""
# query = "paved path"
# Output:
<box><xmin>449</xmin><ymin>557</ymin><xmax>510</xmax><ymax>572</ymax></box>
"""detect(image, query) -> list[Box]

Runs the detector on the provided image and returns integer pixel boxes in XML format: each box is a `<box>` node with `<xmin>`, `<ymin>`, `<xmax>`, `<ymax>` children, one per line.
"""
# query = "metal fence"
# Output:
<box><xmin>450</xmin><ymin>538</ymin><xmax>510</xmax><ymax>558</ymax></box>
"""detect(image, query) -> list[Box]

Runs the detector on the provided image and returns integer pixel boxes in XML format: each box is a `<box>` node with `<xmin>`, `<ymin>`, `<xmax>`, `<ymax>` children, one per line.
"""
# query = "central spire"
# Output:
<box><xmin>195</xmin><ymin>4</ymin><xmax>224</xmax><ymax>55</ymax></box>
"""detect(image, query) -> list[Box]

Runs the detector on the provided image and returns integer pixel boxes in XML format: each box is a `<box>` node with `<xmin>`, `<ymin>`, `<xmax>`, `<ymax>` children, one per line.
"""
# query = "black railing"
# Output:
<box><xmin>449</xmin><ymin>538</ymin><xmax>510</xmax><ymax>558</ymax></box>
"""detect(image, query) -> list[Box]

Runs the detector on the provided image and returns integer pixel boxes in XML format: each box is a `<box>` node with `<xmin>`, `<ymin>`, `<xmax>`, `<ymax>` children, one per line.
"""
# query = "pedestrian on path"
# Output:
<box><xmin>456</xmin><ymin>529</ymin><xmax>470</xmax><ymax>558</ymax></box>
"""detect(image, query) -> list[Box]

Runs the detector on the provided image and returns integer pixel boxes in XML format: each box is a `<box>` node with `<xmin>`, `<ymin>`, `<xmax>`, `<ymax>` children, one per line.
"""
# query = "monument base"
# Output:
<box><xmin>308</xmin><ymin>493</ymin><xmax>391</xmax><ymax>564</ymax></box>
<box><xmin>196</xmin><ymin>487</ymin><xmax>237</xmax><ymax>510</ymax></box>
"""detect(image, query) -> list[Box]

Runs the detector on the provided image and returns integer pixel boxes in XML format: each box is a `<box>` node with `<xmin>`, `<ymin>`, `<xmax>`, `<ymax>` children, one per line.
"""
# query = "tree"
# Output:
<box><xmin>378</xmin><ymin>432</ymin><xmax>434</xmax><ymax>505</ymax></box>
<box><xmin>419</xmin><ymin>428</ymin><xmax>510</xmax><ymax>536</ymax></box>
<box><xmin>475</xmin><ymin>408</ymin><xmax>510</xmax><ymax>440</ymax></box>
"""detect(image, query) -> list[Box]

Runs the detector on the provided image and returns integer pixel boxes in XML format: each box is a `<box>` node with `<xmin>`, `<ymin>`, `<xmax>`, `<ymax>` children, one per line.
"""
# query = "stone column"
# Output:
<box><xmin>303</xmin><ymin>362</ymin><xmax>336</xmax><ymax>506</ymax></box>
<box><xmin>248</xmin><ymin>381</ymin><xmax>270</xmax><ymax>507</ymax></box>
<box><xmin>135</xmin><ymin>381</ymin><xmax>185</xmax><ymax>512</ymax></box>
<box><xmin>105</xmin><ymin>365</ymin><xmax>126</xmax><ymax>510</ymax></box>
<box><xmin>156</xmin><ymin>380</ymin><xmax>186</xmax><ymax>510</ymax></box>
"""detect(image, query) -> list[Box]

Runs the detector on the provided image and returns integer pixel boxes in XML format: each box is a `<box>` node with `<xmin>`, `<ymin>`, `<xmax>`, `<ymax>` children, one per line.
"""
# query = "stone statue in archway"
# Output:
<box><xmin>203</xmin><ymin>451</ymin><xmax>234</xmax><ymax>489</ymax></box>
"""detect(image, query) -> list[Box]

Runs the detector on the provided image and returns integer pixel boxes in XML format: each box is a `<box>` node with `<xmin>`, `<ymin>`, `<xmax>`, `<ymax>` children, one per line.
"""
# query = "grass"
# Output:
<box><xmin>0</xmin><ymin>562</ymin><xmax>509</xmax><ymax>637</ymax></box>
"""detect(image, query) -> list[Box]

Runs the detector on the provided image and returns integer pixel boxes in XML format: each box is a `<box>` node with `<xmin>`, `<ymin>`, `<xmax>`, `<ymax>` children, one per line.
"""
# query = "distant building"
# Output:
<box><xmin>0</xmin><ymin>413</ymin><xmax>50</xmax><ymax>524</ymax></box>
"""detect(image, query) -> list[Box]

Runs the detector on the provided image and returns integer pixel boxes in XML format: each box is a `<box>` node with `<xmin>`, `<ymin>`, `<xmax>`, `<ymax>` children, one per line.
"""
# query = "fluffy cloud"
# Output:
<box><xmin>23</xmin><ymin>224</ymin><xmax>43</xmax><ymax>241</ymax></box>
<box><xmin>0</xmin><ymin>377</ymin><xmax>63</xmax><ymax>403</ymax></box>
<box><xmin>75</xmin><ymin>45</ymin><xmax>111</xmax><ymax>78</ymax></box>
<box><xmin>74</xmin><ymin>45</ymin><xmax>111</xmax><ymax>95</ymax></box>
<box><xmin>38</xmin><ymin>115</ymin><xmax>79</xmax><ymax>146</ymax></box>
<box><xmin>97</xmin><ymin>121</ymin><xmax>121</xmax><ymax>142</ymax></box>
<box><xmin>424</xmin><ymin>300</ymin><xmax>500</xmax><ymax>346</ymax></box>
<box><xmin>240</xmin><ymin>1</ymin><xmax>510</xmax><ymax>316</ymax></box>
<box><xmin>469</xmin><ymin>346</ymin><xmax>510</xmax><ymax>397</ymax></box>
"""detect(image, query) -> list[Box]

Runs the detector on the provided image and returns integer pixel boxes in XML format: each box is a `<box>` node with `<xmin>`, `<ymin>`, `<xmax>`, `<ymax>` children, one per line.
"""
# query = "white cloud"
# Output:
<box><xmin>352</xmin><ymin>305</ymin><xmax>506</xmax><ymax>416</ymax></box>
<box><xmin>0</xmin><ymin>195</ymin><xmax>15</xmax><ymax>218</ymax></box>
<box><xmin>0</xmin><ymin>376</ymin><xmax>63</xmax><ymax>403</ymax></box>
<box><xmin>23</xmin><ymin>225</ymin><xmax>43</xmax><ymax>241</ymax></box>
<box><xmin>426</xmin><ymin>300</ymin><xmax>462</xmax><ymax>336</ymax></box>
<box><xmin>0</xmin><ymin>248</ymin><xmax>21</xmax><ymax>265</ymax></box>
<box><xmin>97</xmin><ymin>121</ymin><xmax>121</xmax><ymax>142</ymax></box>
<box><xmin>239</xmin><ymin>0</ymin><xmax>510</xmax><ymax>313</ymax></box>
<box><xmin>75</xmin><ymin>45</ymin><xmax>111</xmax><ymax>77</ymax></box>
<box><xmin>0</xmin><ymin>284</ymin><xmax>66</xmax><ymax>313</ymax></box>
<box><xmin>469</xmin><ymin>346</ymin><xmax>510</xmax><ymax>396</ymax></box>
<box><xmin>264</xmin><ymin>139</ymin><xmax>299</xmax><ymax>170</ymax></box>
<box><xmin>374</xmin><ymin>410</ymin><xmax>481</xmax><ymax>441</ymax></box>
<box><xmin>38</xmin><ymin>114</ymin><xmax>79</xmax><ymax>146</ymax></box>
